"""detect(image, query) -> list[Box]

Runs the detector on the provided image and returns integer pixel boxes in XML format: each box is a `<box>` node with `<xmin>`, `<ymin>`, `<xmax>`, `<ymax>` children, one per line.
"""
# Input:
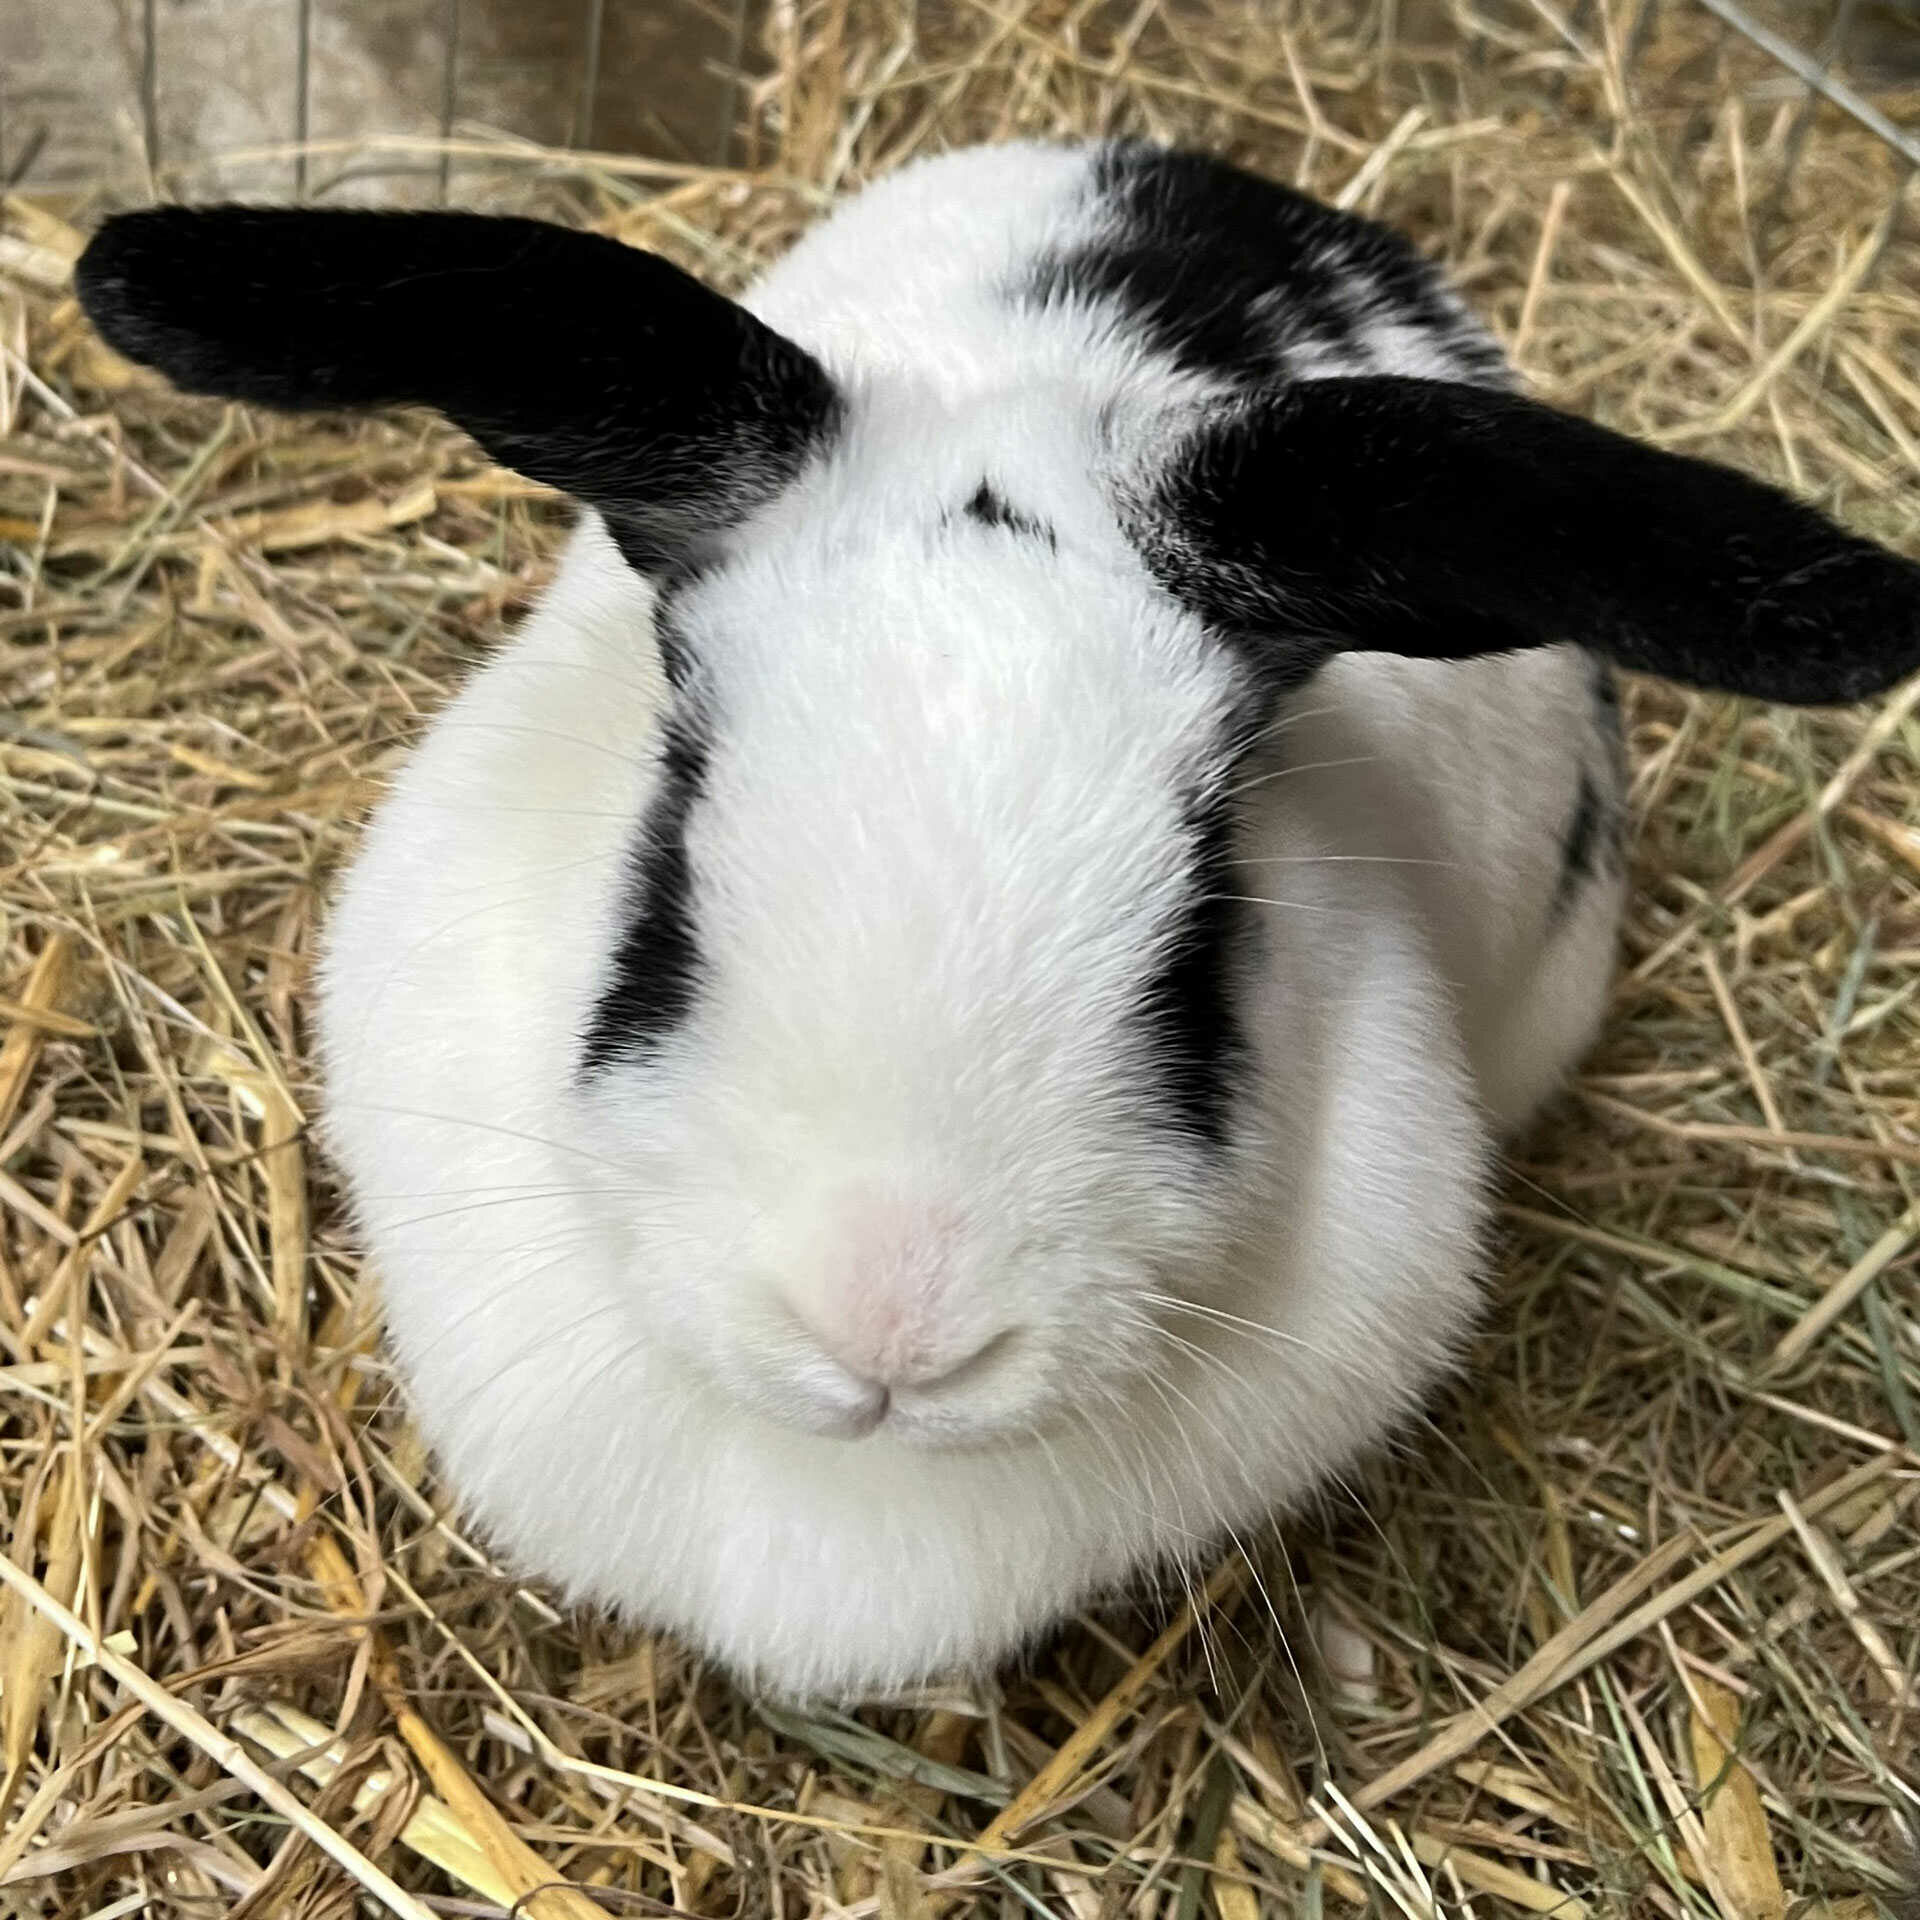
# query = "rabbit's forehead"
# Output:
<box><xmin>751</xmin><ymin>371</ymin><xmax>1134</xmax><ymax>560</ymax></box>
<box><xmin>575</xmin><ymin>534</ymin><xmax>1252</xmax><ymax>1140</ymax></box>
<box><xmin>687</xmin><ymin>526</ymin><xmax>1238</xmax><ymax>749</ymax></box>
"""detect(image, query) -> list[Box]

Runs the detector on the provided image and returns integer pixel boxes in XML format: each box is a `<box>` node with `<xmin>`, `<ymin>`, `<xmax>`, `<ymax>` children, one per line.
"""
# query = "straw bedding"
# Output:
<box><xmin>1</xmin><ymin>2</ymin><xmax>1917</xmax><ymax>1914</ymax></box>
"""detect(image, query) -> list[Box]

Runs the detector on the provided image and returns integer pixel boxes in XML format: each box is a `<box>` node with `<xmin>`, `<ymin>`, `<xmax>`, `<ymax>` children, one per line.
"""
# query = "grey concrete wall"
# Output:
<box><xmin>0</xmin><ymin>0</ymin><xmax>745</xmax><ymax>201</ymax></box>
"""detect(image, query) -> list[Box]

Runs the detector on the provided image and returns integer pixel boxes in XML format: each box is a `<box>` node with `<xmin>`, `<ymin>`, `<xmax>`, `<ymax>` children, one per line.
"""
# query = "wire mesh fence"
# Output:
<box><xmin>1</xmin><ymin>0</ymin><xmax>754</xmax><ymax>202</ymax></box>
<box><xmin>1</xmin><ymin>1</ymin><xmax>1915</xmax><ymax>206</ymax></box>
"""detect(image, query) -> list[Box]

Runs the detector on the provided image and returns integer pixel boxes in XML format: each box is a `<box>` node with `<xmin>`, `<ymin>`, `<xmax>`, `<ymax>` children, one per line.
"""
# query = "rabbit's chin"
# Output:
<box><xmin>340</xmin><ymin>1044</ymin><xmax>1490</xmax><ymax>1700</ymax></box>
<box><xmin>386</xmin><ymin>1167</ymin><xmax>1479</xmax><ymax>1705</ymax></box>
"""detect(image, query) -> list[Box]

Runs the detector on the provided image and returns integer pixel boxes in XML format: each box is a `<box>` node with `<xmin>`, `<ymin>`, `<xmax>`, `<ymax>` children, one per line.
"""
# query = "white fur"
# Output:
<box><xmin>318</xmin><ymin>143</ymin><xmax>1623</xmax><ymax>1698</ymax></box>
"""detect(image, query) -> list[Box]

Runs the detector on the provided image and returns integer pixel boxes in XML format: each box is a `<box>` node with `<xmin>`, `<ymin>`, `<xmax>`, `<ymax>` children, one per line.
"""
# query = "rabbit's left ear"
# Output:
<box><xmin>1135</xmin><ymin>375</ymin><xmax>1920</xmax><ymax>706</ymax></box>
<box><xmin>75</xmin><ymin>206</ymin><xmax>841</xmax><ymax>571</ymax></box>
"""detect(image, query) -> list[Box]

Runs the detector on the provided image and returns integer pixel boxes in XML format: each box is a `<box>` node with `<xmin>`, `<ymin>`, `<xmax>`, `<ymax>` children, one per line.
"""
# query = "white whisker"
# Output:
<box><xmin>1223</xmin><ymin>751</ymin><xmax>1381</xmax><ymax>800</ymax></box>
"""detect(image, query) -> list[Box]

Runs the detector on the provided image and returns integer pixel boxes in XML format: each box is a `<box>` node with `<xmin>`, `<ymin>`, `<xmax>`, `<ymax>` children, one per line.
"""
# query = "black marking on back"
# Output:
<box><xmin>1589</xmin><ymin>651</ymin><xmax>1623</xmax><ymax>729</ymax></box>
<box><xmin>1550</xmin><ymin>655</ymin><xmax>1628</xmax><ymax>922</ymax></box>
<box><xmin>1136</xmin><ymin>781</ymin><xmax>1247</xmax><ymax>1148</ymax></box>
<box><xmin>1022</xmin><ymin>142</ymin><xmax>1507</xmax><ymax>391</ymax></box>
<box><xmin>1551</xmin><ymin>665</ymin><xmax>1626</xmax><ymax>923</ymax></box>
<box><xmin>961</xmin><ymin>482</ymin><xmax>1056</xmax><ymax>546</ymax></box>
<box><xmin>580</xmin><ymin>709</ymin><xmax>709</xmax><ymax>1071</ymax></box>
<box><xmin>1554</xmin><ymin>772</ymin><xmax>1605</xmax><ymax>919</ymax></box>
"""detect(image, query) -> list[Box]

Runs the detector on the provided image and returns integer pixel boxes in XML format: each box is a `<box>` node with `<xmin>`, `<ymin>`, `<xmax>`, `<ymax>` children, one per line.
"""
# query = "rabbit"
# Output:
<box><xmin>76</xmin><ymin>139</ymin><xmax>1920</xmax><ymax>1701</ymax></box>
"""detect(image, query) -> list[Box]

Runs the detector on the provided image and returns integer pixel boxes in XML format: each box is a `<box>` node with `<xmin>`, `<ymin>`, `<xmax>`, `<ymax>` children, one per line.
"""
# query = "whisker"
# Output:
<box><xmin>395</xmin><ymin>801</ymin><xmax>641</xmax><ymax>822</ymax></box>
<box><xmin>450</xmin><ymin>1296</ymin><xmax>644</xmax><ymax>1413</ymax></box>
<box><xmin>1237</xmin><ymin>852</ymin><xmax>1459</xmax><ymax>869</ymax></box>
<box><xmin>426</xmin><ymin>718</ymin><xmax>655</xmax><ymax>774</ymax></box>
<box><xmin>371</xmin><ymin>1190</ymin><xmax>692</xmax><ymax>1235</ymax></box>
<box><xmin>1144</xmin><ymin>1293</ymin><xmax>1372</xmax><ymax>1382</ymax></box>
<box><xmin>1214</xmin><ymin>893</ymin><xmax>1372</xmax><ymax>915</ymax></box>
<box><xmin>461</xmin><ymin>651</ymin><xmax>665</xmax><ymax>705</ymax></box>
<box><xmin>1223</xmin><ymin>751</ymin><xmax>1381</xmax><ymax>801</ymax></box>
<box><xmin>1257</xmin><ymin>1534</ymin><xmax>1332</xmax><ymax>1772</ymax></box>
<box><xmin>1232</xmin><ymin>700</ymin><xmax>1345</xmax><ymax>752</ymax></box>
<box><xmin>327</xmin><ymin>850</ymin><xmax>622</xmax><ymax>1070</ymax></box>
<box><xmin>324</xmin><ymin>1101</ymin><xmax>626</xmax><ymax>1168</ymax></box>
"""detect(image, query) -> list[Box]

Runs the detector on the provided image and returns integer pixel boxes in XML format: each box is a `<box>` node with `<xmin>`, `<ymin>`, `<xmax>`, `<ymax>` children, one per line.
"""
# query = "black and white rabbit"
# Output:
<box><xmin>76</xmin><ymin>141</ymin><xmax>1920</xmax><ymax>1700</ymax></box>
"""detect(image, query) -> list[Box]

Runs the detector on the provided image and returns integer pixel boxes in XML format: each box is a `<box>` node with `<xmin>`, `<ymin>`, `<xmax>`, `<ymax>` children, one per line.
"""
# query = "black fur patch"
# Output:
<box><xmin>1552</xmin><ymin>771</ymin><xmax>1605</xmax><ymax>919</ymax></box>
<box><xmin>961</xmin><ymin>482</ymin><xmax>1055</xmax><ymax>546</ymax></box>
<box><xmin>1133</xmin><ymin>375</ymin><xmax>1920</xmax><ymax>706</ymax></box>
<box><xmin>1588</xmin><ymin>652</ymin><xmax>1622</xmax><ymax>727</ymax></box>
<box><xmin>1023</xmin><ymin>142</ymin><xmax>1506</xmax><ymax>391</ymax></box>
<box><xmin>1136</xmin><ymin>784</ymin><xmax>1246</xmax><ymax>1147</ymax></box>
<box><xmin>646</xmin><ymin>573</ymin><xmax>709</xmax><ymax>692</ymax></box>
<box><xmin>75</xmin><ymin>206</ymin><xmax>842</xmax><ymax>575</ymax></box>
<box><xmin>1549</xmin><ymin>657</ymin><xmax>1628</xmax><ymax>922</ymax></box>
<box><xmin>580</xmin><ymin>713</ymin><xmax>709</xmax><ymax>1070</ymax></box>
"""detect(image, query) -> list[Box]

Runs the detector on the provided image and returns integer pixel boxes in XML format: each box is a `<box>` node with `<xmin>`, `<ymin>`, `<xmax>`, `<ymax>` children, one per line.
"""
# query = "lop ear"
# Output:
<box><xmin>74</xmin><ymin>206</ymin><xmax>841</xmax><ymax>570</ymax></box>
<box><xmin>1137</xmin><ymin>375</ymin><xmax>1920</xmax><ymax>707</ymax></box>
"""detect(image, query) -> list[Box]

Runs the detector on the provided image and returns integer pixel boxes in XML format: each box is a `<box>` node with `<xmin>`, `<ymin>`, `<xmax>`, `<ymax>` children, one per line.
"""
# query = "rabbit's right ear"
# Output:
<box><xmin>1135</xmin><ymin>375</ymin><xmax>1920</xmax><ymax>707</ymax></box>
<box><xmin>75</xmin><ymin>206</ymin><xmax>842</xmax><ymax>571</ymax></box>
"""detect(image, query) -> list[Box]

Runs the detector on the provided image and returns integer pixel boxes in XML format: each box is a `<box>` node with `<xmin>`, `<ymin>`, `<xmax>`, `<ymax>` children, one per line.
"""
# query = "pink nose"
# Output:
<box><xmin>783</xmin><ymin>1191</ymin><xmax>1007</xmax><ymax>1393</ymax></box>
<box><xmin>810</xmin><ymin>1317</ymin><xmax>1014</xmax><ymax>1396</ymax></box>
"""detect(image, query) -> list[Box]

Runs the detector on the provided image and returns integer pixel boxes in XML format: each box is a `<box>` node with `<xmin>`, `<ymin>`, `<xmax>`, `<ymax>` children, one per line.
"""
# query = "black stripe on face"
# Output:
<box><xmin>1136</xmin><ymin>782</ymin><xmax>1246</xmax><ymax>1148</ymax></box>
<box><xmin>580</xmin><ymin>711</ymin><xmax>709</xmax><ymax>1072</ymax></box>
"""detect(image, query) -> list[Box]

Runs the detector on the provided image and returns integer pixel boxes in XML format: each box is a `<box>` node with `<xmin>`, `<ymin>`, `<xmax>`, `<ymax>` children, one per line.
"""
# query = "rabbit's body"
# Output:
<box><xmin>321</xmin><ymin>516</ymin><xmax>1619</xmax><ymax>1696</ymax></box>
<box><xmin>314</xmin><ymin>143</ymin><xmax>1625</xmax><ymax>1696</ymax></box>
<box><xmin>78</xmin><ymin>141</ymin><xmax>1919</xmax><ymax>1700</ymax></box>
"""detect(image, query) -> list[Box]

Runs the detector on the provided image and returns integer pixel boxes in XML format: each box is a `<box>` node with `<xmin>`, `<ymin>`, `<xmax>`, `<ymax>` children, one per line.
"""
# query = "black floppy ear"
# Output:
<box><xmin>1138</xmin><ymin>375</ymin><xmax>1920</xmax><ymax>707</ymax></box>
<box><xmin>74</xmin><ymin>206</ymin><xmax>841</xmax><ymax>570</ymax></box>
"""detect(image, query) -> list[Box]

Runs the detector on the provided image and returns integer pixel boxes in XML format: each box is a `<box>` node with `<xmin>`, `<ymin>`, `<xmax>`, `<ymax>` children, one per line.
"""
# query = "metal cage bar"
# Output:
<box><xmin>438</xmin><ymin>0</ymin><xmax>461</xmax><ymax>201</ymax></box>
<box><xmin>1692</xmin><ymin>0</ymin><xmax>1920</xmax><ymax>173</ymax></box>
<box><xmin>294</xmin><ymin>0</ymin><xmax>313</xmax><ymax>198</ymax></box>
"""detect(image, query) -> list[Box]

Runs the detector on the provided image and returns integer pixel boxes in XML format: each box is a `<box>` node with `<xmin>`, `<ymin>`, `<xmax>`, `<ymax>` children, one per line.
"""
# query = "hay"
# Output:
<box><xmin>3</xmin><ymin>1</ymin><xmax>1918</xmax><ymax>1914</ymax></box>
